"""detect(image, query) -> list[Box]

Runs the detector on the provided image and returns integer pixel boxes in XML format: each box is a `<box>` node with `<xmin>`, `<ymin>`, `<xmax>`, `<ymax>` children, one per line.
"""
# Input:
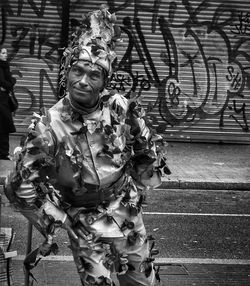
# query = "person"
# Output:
<box><xmin>0</xmin><ymin>45</ymin><xmax>16</xmax><ymax>160</ymax></box>
<box><xmin>4</xmin><ymin>5</ymin><xmax>169</xmax><ymax>286</ymax></box>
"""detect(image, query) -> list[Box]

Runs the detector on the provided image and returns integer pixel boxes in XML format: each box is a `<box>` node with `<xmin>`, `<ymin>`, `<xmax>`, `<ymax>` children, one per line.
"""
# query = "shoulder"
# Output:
<box><xmin>25</xmin><ymin>98</ymin><xmax>71</xmax><ymax>150</ymax></box>
<box><xmin>29</xmin><ymin>97</ymin><xmax>68</xmax><ymax>134</ymax></box>
<box><xmin>49</xmin><ymin>97</ymin><xmax>66</xmax><ymax>116</ymax></box>
<box><xmin>48</xmin><ymin>96</ymin><xmax>74</xmax><ymax>130</ymax></box>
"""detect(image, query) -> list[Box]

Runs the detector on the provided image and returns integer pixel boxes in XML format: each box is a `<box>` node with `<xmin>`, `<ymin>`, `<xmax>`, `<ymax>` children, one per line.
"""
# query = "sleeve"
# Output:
<box><xmin>126</xmin><ymin>98</ymin><xmax>170</xmax><ymax>189</ymax></box>
<box><xmin>0</xmin><ymin>66</ymin><xmax>16</xmax><ymax>91</ymax></box>
<box><xmin>4</xmin><ymin>111</ymin><xmax>67</xmax><ymax>245</ymax></box>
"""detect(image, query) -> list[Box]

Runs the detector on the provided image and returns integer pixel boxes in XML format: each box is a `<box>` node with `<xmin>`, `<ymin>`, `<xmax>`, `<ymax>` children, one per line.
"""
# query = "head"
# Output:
<box><xmin>0</xmin><ymin>46</ymin><xmax>8</xmax><ymax>61</ymax></box>
<box><xmin>63</xmin><ymin>5</ymin><xmax>121</xmax><ymax>109</ymax></box>
<box><xmin>67</xmin><ymin>59</ymin><xmax>107</xmax><ymax>108</ymax></box>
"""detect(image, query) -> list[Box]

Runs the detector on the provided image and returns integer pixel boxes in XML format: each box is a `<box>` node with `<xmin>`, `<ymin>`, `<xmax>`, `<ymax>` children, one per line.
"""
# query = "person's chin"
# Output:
<box><xmin>73</xmin><ymin>96</ymin><xmax>90</xmax><ymax>104</ymax></box>
<box><xmin>71</xmin><ymin>94</ymin><xmax>94</xmax><ymax>108</ymax></box>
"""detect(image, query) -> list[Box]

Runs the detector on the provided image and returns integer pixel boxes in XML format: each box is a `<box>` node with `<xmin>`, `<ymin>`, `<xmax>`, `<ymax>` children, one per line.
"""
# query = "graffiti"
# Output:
<box><xmin>107</xmin><ymin>70</ymin><xmax>134</xmax><ymax>95</ymax></box>
<box><xmin>226</xmin><ymin>65</ymin><xmax>243</xmax><ymax>90</ymax></box>
<box><xmin>9</xmin><ymin>23</ymin><xmax>59</xmax><ymax>68</ymax></box>
<box><xmin>1</xmin><ymin>0</ymin><xmax>249</xmax><ymax>141</ymax></box>
<box><xmin>12</xmin><ymin>68</ymin><xmax>35</xmax><ymax>111</ymax></box>
<box><xmin>107</xmin><ymin>70</ymin><xmax>150</xmax><ymax>97</ymax></box>
<box><xmin>0</xmin><ymin>0</ymin><xmax>61</xmax><ymax>114</ymax></box>
<box><xmin>107</xmin><ymin>0</ymin><xmax>132</xmax><ymax>14</ymax></box>
<box><xmin>102</xmin><ymin>0</ymin><xmax>249</xmax><ymax>136</ymax></box>
<box><xmin>39</xmin><ymin>68</ymin><xmax>57</xmax><ymax>109</ymax></box>
<box><xmin>27</xmin><ymin>0</ymin><xmax>47</xmax><ymax>17</ymax></box>
<box><xmin>229</xmin><ymin>101</ymin><xmax>249</xmax><ymax>132</ymax></box>
<box><xmin>167</xmin><ymin>81</ymin><xmax>181</xmax><ymax>106</ymax></box>
<box><xmin>231</xmin><ymin>12</ymin><xmax>250</xmax><ymax>36</ymax></box>
<box><xmin>118</xmin><ymin>16</ymin><xmax>161</xmax><ymax>89</ymax></box>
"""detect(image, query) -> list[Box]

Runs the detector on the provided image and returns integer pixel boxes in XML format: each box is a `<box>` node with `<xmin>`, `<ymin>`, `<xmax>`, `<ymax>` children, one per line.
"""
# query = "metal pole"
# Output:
<box><xmin>24</xmin><ymin>222</ymin><xmax>33</xmax><ymax>286</ymax></box>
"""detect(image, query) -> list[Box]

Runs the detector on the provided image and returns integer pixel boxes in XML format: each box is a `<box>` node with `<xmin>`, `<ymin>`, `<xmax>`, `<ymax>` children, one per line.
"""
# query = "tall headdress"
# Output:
<box><xmin>64</xmin><ymin>4</ymin><xmax>122</xmax><ymax>76</ymax></box>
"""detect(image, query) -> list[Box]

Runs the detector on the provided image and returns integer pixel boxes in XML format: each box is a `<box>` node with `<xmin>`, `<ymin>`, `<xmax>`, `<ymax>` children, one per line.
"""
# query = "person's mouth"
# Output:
<box><xmin>74</xmin><ymin>88</ymin><xmax>91</xmax><ymax>95</ymax></box>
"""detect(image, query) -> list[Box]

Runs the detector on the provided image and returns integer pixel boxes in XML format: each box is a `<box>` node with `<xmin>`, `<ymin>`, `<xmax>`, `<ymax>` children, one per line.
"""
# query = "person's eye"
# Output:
<box><xmin>90</xmin><ymin>73</ymin><xmax>101</xmax><ymax>80</ymax></box>
<box><xmin>71</xmin><ymin>66</ymin><xmax>82</xmax><ymax>76</ymax></box>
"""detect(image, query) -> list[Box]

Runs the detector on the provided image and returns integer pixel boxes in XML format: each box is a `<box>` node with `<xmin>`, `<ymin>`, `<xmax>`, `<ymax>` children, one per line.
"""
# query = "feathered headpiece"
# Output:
<box><xmin>64</xmin><ymin>4</ymin><xmax>122</xmax><ymax>76</ymax></box>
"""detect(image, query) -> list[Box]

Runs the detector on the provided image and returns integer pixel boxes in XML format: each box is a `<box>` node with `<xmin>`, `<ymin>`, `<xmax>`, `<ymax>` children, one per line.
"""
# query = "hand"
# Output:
<box><xmin>137</xmin><ymin>164</ymin><xmax>161</xmax><ymax>188</ymax></box>
<box><xmin>39</xmin><ymin>241</ymin><xmax>58</xmax><ymax>256</ymax></box>
<box><xmin>62</xmin><ymin>216</ymin><xmax>93</xmax><ymax>241</ymax></box>
<box><xmin>140</xmin><ymin>170</ymin><xmax>161</xmax><ymax>188</ymax></box>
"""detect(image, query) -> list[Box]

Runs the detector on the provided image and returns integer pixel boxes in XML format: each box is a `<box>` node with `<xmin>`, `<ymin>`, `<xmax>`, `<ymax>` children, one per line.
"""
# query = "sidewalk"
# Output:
<box><xmin>10</xmin><ymin>259</ymin><xmax>250</xmax><ymax>286</ymax></box>
<box><xmin>163</xmin><ymin>140</ymin><xmax>250</xmax><ymax>190</ymax></box>
<box><xmin>1</xmin><ymin>134</ymin><xmax>250</xmax><ymax>190</ymax></box>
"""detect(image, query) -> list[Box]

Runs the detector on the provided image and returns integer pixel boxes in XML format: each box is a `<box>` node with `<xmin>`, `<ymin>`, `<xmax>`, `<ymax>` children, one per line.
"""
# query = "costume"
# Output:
<box><xmin>4</xmin><ymin>5</ymin><xmax>170</xmax><ymax>286</ymax></box>
<box><xmin>0</xmin><ymin>59</ymin><xmax>16</xmax><ymax>159</ymax></box>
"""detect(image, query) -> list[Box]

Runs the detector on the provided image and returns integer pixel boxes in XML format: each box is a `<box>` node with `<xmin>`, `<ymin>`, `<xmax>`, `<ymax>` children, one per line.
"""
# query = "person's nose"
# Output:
<box><xmin>79</xmin><ymin>74</ymin><xmax>88</xmax><ymax>87</ymax></box>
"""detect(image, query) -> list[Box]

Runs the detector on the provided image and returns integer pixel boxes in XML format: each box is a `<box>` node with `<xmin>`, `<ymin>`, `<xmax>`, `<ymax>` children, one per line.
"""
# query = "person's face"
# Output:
<box><xmin>0</xmin><ymin>48</ymin><xmax>7</xmax><ymax>61</ymax></box>
<box><xmin>67</xmin><ymin>60</ymin><xmax>105</xmax><ymax>108</ymax></box>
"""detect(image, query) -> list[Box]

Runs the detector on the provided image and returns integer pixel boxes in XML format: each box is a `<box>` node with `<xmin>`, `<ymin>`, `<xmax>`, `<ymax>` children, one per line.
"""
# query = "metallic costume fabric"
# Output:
<box><xmin>5</xmin><ymin>91</ymin><xmax>167</xmax><ymax>285</ymax></box>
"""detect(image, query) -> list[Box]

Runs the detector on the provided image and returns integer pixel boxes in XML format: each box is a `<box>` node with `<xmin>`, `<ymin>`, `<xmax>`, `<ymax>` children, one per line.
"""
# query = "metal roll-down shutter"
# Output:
<box><xmin>70</xmin><ymin>0</ymin><xmax>250</xmax><ymax>144</ymax></box>
<box><xmin>1</xmin><ymin>0</ymin><xmax>250</xmax><ymax>143</ymax></box>
<box><xmin>1</xmin><ymin>0</ymin><xmax>61</xmax><ymax>133</ymax></box>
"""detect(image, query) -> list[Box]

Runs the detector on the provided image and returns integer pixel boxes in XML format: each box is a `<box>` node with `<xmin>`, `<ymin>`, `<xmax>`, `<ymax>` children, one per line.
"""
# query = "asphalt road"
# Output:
<box><xmin>1</xmin><ymin>188</ymin><xmax>250</xmax><ymax>260</ymax></box>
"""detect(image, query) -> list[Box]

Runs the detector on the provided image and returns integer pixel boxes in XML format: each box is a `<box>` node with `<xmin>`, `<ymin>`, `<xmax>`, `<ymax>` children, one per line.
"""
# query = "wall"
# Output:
<box><xmin>0</xmin><ymin>0</ymin><xmax>62</xmax><ymax>133</ymax></box>
<box><xmin>1</xmin><ymin>0</ymin><xmax>250</xmax><ymax>143</ymax></box>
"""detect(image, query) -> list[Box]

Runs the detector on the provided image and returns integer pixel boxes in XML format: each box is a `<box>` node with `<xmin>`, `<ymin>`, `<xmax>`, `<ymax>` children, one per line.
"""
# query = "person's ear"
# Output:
<box><xmin>100</xmin><ymin>70</ymin><xmax>108</xmax><ymax>92</ymax></box>
<box><xmin>103</xmin><ymin>76</ymin><xmax>108</xmax><ymax>89</ymax></box>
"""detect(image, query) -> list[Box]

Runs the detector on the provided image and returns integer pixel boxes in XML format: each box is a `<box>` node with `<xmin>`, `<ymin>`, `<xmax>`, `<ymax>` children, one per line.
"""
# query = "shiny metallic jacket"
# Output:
<box><xmin>4</xmin><ymin>91</ymin><xmax>168</xmax><ymax>241</ymax></box>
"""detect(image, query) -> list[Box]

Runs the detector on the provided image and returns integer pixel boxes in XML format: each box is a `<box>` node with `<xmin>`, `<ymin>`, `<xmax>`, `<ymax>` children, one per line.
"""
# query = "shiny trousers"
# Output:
<box><xmin>67</xmin><ymin>188</ymin><xmax>157</xmax><ymax>286</ymax></box>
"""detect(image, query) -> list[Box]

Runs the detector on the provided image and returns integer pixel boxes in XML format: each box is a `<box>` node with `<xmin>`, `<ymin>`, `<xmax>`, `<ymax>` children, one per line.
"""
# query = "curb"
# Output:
<box><xmin>160</xmin><ymin>180</ymin><xmax>250</xmax><ymax>190</ymax></box>
<box><xmin>1</xmin><ymin>176</ymin><xmax>250</xmax><ymax>191</ymax></box>
<box><xmin>1</xmin><ymin>160</ymin><xmax>250</xmax><ymax>191</ymax></box>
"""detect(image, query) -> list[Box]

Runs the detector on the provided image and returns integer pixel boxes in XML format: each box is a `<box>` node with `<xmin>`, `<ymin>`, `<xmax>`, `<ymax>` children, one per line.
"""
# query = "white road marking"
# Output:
<box><xmin>156</xmin><ymin>188</ymin><xmax>250</xmax><ymax>193</ymax></box>
<box><xmin>142</xmin><ymin>212</ymin><xmax>250</xmax><ymax>217</ymax></box>
<box><xmin>155</xmin><ymin>258</ymin><xmax>250</xmax><ymax>265</ymax></box>
<box><xmin>14</xmin><ymin>255</ymin><xmax>74</xmax><ymax>261</ymax></box>
<box><xmin>13</xmin><ymin>255</ymin><xmax>250</xmax><ymax>265</ymax></box>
